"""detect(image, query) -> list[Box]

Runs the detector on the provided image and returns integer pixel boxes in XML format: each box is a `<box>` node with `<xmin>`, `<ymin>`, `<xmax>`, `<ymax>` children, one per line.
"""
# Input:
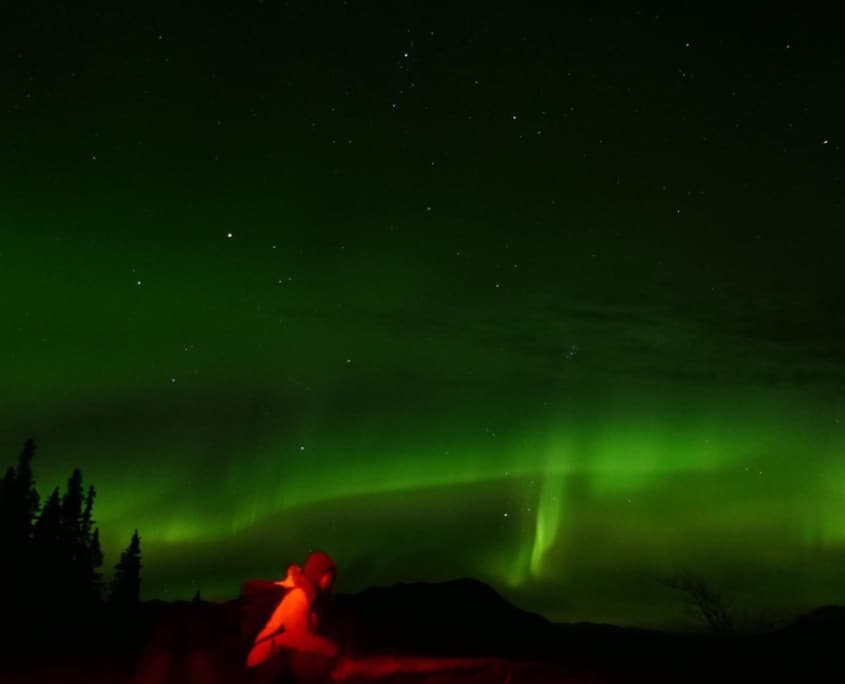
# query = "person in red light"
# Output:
<box><xmin>246</xmin><ymin>550</ymin><xmax>339</xmax><ymax>682</ymax></box>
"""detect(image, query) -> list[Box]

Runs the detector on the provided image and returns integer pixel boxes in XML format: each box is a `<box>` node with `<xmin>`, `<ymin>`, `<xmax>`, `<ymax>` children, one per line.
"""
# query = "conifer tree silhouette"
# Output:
<box><xmin>83</xmin><ymin>488</ymin><xmax>105</xmax><ymax>601</ymax></box>
<box><xmin>0</xmin><ymin>440</ymin><xmax>41</xmax><ymax>630</ymax></box>
<box><xmin>13</xmin><ymin>439</ymin><xmax>40</xmax><ymax>537</ymax></box>
<box><xmin>61</xmin><ymin>470</ymin><xmax>84</xmax><ymax>555</ymax></box>
<box><xmin>81</xmin><ymin>485</ymin><xmax>95</xmax><ymax>542</ymax></box>
<box><xmin>34</xmin><ymin>487</ymin><xmax>63</xmax><ymax>548</ymax></box>
<box><xmin>90</xmin><ymin>529</ymin><xmax>104</xmax><ymax>597</ymax></box>
<box><xmin>60</xmin><ymin>469</ymin><xmax>91</xmax><ymax>606</ymax></box>
<box><xmin>1</xmin><ymin>440</ymin><xmax>41</xmax><ymax>597</ymax></box>
<box><xmin>3</xmin><ymin>441</ymin><xmax>107</xmax><ymax>621</ymax></box>
<box><xmin>110</xmin><ymin>529</ymin><xmax>142</xmax><ymax>606</ymax></box>
<box><xmin>33</xmin><ymin>487</ymin><xmax>63</xmax><ymax>607</ymax></box>
<box><xmin>0</xmin><ymin>464</ymin><xmax>13</xmax><ymax>493</ymax></box>
<box><xmin>0</xmin><ymin>464</ymin><xmax>16</xmax><ymax>590</ymax></box>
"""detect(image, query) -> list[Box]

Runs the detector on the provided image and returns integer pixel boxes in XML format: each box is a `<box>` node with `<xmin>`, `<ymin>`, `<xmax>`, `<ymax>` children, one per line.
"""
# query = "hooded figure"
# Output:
<box><xmin>246</xmin><ymin>550</ymin><xmax>339</xmax><ymax>672</ymax></box>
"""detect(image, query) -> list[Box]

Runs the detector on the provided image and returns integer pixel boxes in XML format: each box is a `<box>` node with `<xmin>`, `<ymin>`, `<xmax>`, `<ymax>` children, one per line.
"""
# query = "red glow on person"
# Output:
<box><xmin>246</xmin><ymin>551</ymin><xmax>339</xmax><ymax>669</ymax></box>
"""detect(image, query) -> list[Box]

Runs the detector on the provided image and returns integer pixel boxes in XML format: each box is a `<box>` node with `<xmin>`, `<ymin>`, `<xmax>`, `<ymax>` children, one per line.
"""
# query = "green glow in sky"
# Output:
<box><xmin>2</xmin><ymin>3</ymin><xmax>844</xmax><ymax>629</ymax></box>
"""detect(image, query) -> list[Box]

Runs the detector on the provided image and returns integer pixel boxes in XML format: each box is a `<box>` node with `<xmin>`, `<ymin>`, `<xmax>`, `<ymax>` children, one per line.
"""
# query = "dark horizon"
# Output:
<box><xmin>2</xmin><ymin>1</ymin><xmax>843</xmax><ymax>631</ymax></box>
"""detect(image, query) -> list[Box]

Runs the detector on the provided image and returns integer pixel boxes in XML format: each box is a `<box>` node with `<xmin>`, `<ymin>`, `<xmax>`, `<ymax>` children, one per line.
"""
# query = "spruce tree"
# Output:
<box><xmin>2</xmin><ymin>441</ymin><xmax>40</xmax><ymax>624</ymax></box>
<box><xmin>1</xmin><ymin>440</ymin><xmax>40</xmax><ymax>564</ymax></box>
<box><xmin>81</xmin><ymin>485</ymin><xmax>95</xmax><ymax>543</ymax></box>
<box><xmin>81</xmin><ymin>487</ymin><xmax>104</xmax><ymax>602</ymax></box>
<box><xmin>0</xmin><ymin>465</ymin><xmax>13</xmax><ymax>496</ymax></box>
<box><xmin>0</xmin><ymin>466</ymin><xmax>16</xmax><ymax>541</ymax></box>
<box><xmin>15</xmin><ymin>439</ymin><xmax>40</xmax><ymax>533</ymax></box>
<box><xmin>33</xmin><ymin>487</ymin><xmax>63</xmax><ymax>606</ymax></box>
<box><xmin>110</xmin><ymin>529</ymin><xmax>142</xmax><ymax>605</ymax></box>
<box><xmin>15</xmin><ymin>441</ymin><xmax>40</xmax><ymax>605</ymax></box>
<box><xmin>61</xmin><ymin>469</ymin><xmax>85</xmax><ymax>555</ymax></box>
<box><xmin>89</xmin><ymin>528</ymin><xmax>104</xmax><ymax>600</ymax></box>
<box><xmin>59</xmin><ymin>469</ymin><xmax>88</xmax><ymax>604</ymax></box>
<box><xmin>3</xmin><ymin>442</ymin><xmax>105</xmax><ymax>613</ymax></box>
<box><xmin>0</xmin><ymin>464</ymin><xmax>17</xmax><ymax>604</ymax></box>
<box><xmin>34</xmin><ymin>487</ymin><xmax>62</xmax><ymax>544</ymax></box>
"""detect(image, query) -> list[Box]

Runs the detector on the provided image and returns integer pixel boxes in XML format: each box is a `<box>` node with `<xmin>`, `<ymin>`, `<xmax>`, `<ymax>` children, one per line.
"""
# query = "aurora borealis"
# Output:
<box><xmin>2</xmin><ymin>3</ymin><xmax>844</xmax><ymax>629</ymax></box>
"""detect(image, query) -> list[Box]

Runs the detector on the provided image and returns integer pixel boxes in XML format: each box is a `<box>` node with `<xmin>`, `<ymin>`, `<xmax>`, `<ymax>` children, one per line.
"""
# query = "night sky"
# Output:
<box><xmin>2</xmin><ymin>2</ymin><xmax>843</xmax><ymax>629</ymax></box>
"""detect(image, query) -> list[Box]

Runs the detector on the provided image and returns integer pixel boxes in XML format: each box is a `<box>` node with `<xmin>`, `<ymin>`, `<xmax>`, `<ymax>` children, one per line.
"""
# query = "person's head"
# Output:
<box><xmin>303</xmin><ymin>550</ymin><xmax>336</xmax><ymax>594</ymax></box>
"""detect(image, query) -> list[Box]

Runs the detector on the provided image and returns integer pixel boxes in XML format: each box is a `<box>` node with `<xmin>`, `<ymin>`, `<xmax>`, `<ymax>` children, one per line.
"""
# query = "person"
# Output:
<box><xmin>246</xmin><ymin>550</ymin><xmax>339</xmax><ymax>682</ymax></box>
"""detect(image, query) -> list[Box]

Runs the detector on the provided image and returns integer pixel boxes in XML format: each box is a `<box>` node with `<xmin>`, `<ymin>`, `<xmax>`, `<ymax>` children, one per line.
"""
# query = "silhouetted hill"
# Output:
<box><xmin>782</xmin><ymin>604</ymin><xmax>845</xmax><ymax>632</ymax></box>
<box><xmin>324</xmin><ymin>578</ymin><xmax>552</xmax><ymax>658</ymax></box>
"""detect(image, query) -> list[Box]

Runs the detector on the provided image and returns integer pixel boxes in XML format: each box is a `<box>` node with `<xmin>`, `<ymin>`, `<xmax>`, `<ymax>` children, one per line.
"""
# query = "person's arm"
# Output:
<box><xmin>277</xmin><ymin>591</ymin><xmax>338</xmax><ymax>657</ymax></box>
<box><xmin>253</xmin><ymin>592</ymin><xmax>296</xmax><ymax>644</ymax></box>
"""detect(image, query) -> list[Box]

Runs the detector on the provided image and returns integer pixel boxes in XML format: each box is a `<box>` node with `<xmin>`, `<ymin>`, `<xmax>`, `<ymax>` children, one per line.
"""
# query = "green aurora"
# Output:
<box><xmin>2</xmin><ymin>3</ymin><xmax>844</xmax><ymax>629</ymax></box>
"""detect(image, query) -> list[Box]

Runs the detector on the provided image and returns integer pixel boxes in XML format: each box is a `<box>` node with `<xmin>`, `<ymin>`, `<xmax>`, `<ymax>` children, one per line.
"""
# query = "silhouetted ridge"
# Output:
<box><xmin>784</xmin><ymin>605</ymin><xmax>845</xmax><ymax>632</ymax></box>
<box><xmin>326</xmin><ymin>577</ymin><xmax>551</xmax><ymax>659</ymax></box>
<box><xmin>360</xmin><ymin>577</ymin><xmax>547</xmax><ymax>624</ymax></box>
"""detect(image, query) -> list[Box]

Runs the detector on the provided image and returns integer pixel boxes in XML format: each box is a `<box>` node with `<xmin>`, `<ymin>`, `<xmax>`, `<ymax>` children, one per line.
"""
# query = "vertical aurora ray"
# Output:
<box><xmin>530</xmin><ymin>471</ymin><xmax>566</xmax><ymax>577</ymax></box>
